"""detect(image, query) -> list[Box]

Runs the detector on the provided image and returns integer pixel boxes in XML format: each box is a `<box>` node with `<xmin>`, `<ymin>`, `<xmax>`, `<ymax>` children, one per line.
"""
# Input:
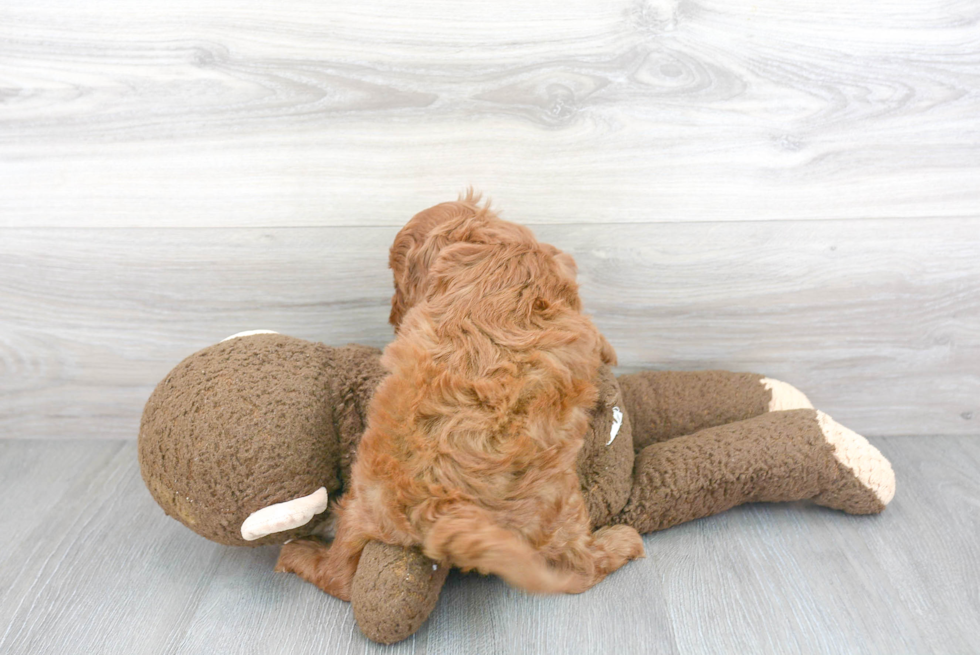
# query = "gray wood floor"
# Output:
<box><xmin>1</xmin><ymin>436</ymin><xmax>977</xmax><ymax>654</ymax></box>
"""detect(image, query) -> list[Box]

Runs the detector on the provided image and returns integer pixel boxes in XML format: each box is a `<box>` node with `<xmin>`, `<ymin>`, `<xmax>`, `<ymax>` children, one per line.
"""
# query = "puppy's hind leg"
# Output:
<box><xmin>548</xmin><ymin>509</ymin><xmax>644</xmax><ymax>593</ymax></box>
<box><xmin>424</xmin><ymin>505</ymin><xmax>591</xmax><ymax>595</ymax></box>
<box><xmin>424</xmin><ymin>505</ymin><xmax>644</xmax><ymax>596</ymax></box>
<box><xmin>587</xmin><ymin>524</ymin><xmax>645</xmax><ymax>580</ymax></box>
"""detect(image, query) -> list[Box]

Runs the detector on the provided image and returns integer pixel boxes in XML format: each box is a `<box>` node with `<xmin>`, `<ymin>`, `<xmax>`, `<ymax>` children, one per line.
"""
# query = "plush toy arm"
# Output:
<box><xmin>612</xmin><ymin>409</ymin><xmax>896</xmax><ymax>534</ymax></box>
<box><xmin>617</xmin><ymin>371</ymin><xmax>814</xmax><ymax>451</ymax></box>
<box><xmin>351</xmin><ymin>541</ymin><xmax>450</xmax><ymax>644</ymax></box>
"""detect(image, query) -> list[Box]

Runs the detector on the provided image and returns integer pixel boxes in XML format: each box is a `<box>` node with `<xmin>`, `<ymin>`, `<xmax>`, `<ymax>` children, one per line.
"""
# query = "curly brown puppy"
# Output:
<box><xmin>276</xmin><ymin>193</ymin><xmax>644</xmax><ymax>600</ymax></box>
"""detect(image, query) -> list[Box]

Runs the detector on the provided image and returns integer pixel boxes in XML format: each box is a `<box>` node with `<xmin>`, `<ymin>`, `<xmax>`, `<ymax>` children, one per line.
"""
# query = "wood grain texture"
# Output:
<box><xmin>0</xmin><ymin>437</ymin><xmax>976</xmax><ymax>654</ymax></box>
<box><xmin>2</xmin><ymin>219</ymin><xmax>977</xmax><ymax>440</ymax></box>
<box><xmin>1</xmin><ymin>0</ymin><xmax>979</xmax><ymax>227</ymax></box>
<box><xmin>2</xmin><ymin>0</ymin><xmax>978</xmax><ymax>440</ymax></box>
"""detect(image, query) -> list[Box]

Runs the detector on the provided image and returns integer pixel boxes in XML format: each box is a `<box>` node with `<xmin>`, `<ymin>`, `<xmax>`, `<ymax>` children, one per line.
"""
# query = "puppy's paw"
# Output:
<box><xmin>275</xmin><ymin>539</ymin><xmax>353</xmax><ymax>601</ymax></box>
<box><xmin>594</xmin><ymin>524</ymin><xmax>645</xmax><ymax>561</ymax></box>
<box><xmin>275</xmin><ymin>538</ymin><xmax>329</xmax><ymax>576</ymax></box>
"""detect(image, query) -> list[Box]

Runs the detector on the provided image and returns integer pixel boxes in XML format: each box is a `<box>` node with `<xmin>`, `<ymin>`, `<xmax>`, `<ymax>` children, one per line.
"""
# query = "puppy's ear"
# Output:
<box><xmin>389</xmin><ymin>203</ymin><xmax>476</xmax><ymax>329</ymax></box>
<box><xmin>543</xmin><ymin>245</ymin><xmax>578</xmax><ymax>282</ymax></box>
<box><xmin>388</xmin><ymin>232</ymin><xmax>410</xmax><ymax>328</ymax></box>
<box><xmin>598</xmin><ymin>332</ymin><xmax>618</xmax><ymax>366</ymax></box>
<box><xmin>389</xmin><ymin>223</ymin><xmax>431</xmax><ymax>329</ymax></box>
<box><xmin>389</xmin><ymin>197</ymin><xmax>495</xmax><ymax>329</ymax></box>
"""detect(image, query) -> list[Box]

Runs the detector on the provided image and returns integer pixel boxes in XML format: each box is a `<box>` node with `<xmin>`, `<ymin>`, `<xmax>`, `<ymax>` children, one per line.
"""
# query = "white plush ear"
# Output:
<box><xmin>222</xmin><ymin>330</ymin><xmax>279</xmax><ymax>342</ymax></box>
<box><xmin>240</xmin><ymin>487</ymin><xmax>329</xmax><ymax>541</ymax></box>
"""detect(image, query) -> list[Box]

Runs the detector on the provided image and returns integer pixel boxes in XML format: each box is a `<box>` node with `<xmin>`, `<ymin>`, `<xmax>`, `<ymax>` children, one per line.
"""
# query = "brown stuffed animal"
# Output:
<box><xmin>139</xmin><ymin>331</ymin><xmax>895</xmax><ymax>644</ymax></box>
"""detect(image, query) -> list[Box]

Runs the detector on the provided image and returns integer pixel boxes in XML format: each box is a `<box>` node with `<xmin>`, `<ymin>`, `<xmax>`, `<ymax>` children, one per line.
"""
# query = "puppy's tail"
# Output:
<box><xmin>422</xmin><ymin>505</ymin><xmax>590</xmax><ymax>594</ymax></box>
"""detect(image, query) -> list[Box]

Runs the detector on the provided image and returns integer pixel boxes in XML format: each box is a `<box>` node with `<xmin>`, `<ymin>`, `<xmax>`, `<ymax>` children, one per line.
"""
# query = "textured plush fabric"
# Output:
<box><xmin>576</xmin><ymin>366</ymin><xmax>634</xmax><ymax>528</ymax></box>
<box><xmin>138</xmin><ymin>335</ymin><xmax>386</xmax><ymax>547</ymax></box>
<box><xmin>351</xmin><ymin>541</ymin><xmax>451</xmax><ymax>645</ymax></box>
<box><xmin>613</xmin><ymin>409</ymin><xmax>840</xmax><ymax>533</ymax></box>
<box><xmin>328</xmin><ymin>343</ymin><xmax>389</xmax><ymax>488</ymax></box>
<box><xmin>618</xmin><ymin>370</ymin><xmax>770</xmax><ymax>450</ymax></box>
<box><xmin>812</xmin><ymin>462</ymin><xmax>888</xmax><ymax>515</ymax></box>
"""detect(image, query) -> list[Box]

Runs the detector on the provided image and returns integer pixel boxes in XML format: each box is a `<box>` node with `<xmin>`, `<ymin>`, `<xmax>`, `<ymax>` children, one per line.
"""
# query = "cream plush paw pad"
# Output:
<box><xmin>814</xmin><ymin>411</ymin><xmax>896</xmax><ymax>511</ymax></box>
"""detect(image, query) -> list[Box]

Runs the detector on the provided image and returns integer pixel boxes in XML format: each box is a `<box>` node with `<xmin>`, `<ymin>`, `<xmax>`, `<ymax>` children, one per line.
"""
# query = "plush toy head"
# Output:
<box><xmin>138</xmin><ymin>333</ymin><xmax>385</xmax><ymax>547</ymax></box>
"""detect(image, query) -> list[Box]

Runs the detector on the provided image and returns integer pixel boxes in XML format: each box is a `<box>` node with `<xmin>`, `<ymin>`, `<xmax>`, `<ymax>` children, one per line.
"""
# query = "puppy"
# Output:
<box><xmin>276</xmin><ymin>193</ymin><xmax>644</xmax><ymax>600</ymax></box>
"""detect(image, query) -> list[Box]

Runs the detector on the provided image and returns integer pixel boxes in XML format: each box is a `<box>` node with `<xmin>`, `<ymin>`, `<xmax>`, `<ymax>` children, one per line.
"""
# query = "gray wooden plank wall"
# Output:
<box><xmin>2</xmin><ymin>0</ymin><xmax>980</xmax><ymax>441</ymax></box>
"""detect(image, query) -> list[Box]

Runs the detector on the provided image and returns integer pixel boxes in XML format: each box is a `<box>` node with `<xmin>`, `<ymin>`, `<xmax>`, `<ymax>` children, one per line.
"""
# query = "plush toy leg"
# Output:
<box><xmin>617</xmin><ymin>371</ymin><xmax>813</xmax><ymax>450</ymax></box>
<box><xmin>351</xmin><ymin>541</ymin><xmax>450</xmax><ymax>645</ymax></box>
<box><xmin>613</xmin><ymin>409</ymin><xmax>896</xmax><ymax>533</ymax></box>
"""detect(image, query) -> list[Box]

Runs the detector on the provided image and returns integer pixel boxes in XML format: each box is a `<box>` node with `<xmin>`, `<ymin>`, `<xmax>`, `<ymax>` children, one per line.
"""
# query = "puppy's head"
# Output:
<box><xmin>423</xmin><ymin>236</ymin><xmax>583</xmax><ymax>331</ymax></box>
<box><xmin>389</xmin><ymin>192</ymin><xmax>585</xmax><ymax>333</ymax></box>
<box><xmin>388</xmin><ymin>191</ymin><xmax>496</xmax><ymax>329</ymax></box>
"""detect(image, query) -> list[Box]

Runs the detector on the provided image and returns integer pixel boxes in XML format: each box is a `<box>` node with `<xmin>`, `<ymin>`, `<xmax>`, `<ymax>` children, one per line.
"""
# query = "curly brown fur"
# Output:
<box><xmin>276</xmin><ymin>193</ymin><xmax>642</xmax><ymax>599</ymax></box>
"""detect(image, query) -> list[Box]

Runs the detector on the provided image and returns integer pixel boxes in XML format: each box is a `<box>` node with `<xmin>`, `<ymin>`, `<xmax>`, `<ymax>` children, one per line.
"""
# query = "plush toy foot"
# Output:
<box><xmin>811</xmin><ymin>411</ymin><xmax>896</xmax><ymax>514</ymax></box>
<box><xmin>351</xmin><ymin>541</ymin><xmax>450</xmax><ymax>644</ymax></box>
